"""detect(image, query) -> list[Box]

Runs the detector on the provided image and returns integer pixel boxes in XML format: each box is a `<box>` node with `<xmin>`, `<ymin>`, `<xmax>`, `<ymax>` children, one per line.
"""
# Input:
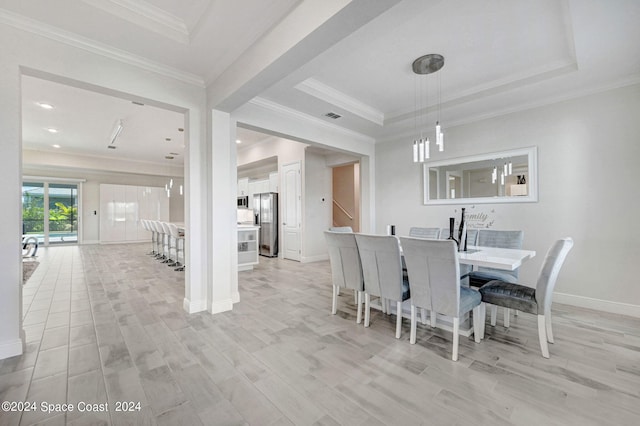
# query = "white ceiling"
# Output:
<box><xmin>12</xmin><ymin>0</ymin><xmax>640</xmax><ymax>167</ymax></box>
<box><xmin>22</xmin><ymin>75</ymin><xmax>186</xmax><ymax>165</ymax></box>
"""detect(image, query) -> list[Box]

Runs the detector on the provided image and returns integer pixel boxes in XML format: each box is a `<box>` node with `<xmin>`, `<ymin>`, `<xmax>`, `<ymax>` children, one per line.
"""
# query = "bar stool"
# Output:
<box><xmin>142</xmin><ymin>220</ymin><xmax>156</xmax><ymax>255</ymax></box>
<box><xmin>159</xmin><ymin>222</ymin><xmax>172</xmax><ymax>263</ymax></box>
<box><xmin>168</xmin><ymin>223</ymin><xmax>185</xmax><ymax>271</ymax></box>
<box><xmin>152</xmin><ymin>221</ymin><xmax>167</xmax><ymax>261</ymax></box>
<box><xmin>161</xmin><ymin>221</ymin><xmax>177</xmax><ymax>266</ymax></box>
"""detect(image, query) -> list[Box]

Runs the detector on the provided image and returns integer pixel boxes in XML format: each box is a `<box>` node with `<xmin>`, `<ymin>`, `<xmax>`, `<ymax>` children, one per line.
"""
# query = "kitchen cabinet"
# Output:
<box><xmin>100</xmin><ymin>184</ymin><xmax>168</xmax><ymax>243</ymax></box>
<box><xmin>269</xmin><ymin>172</ymin><xmax>279</xmax><ymax>192</ymax></box>
<box><xmin>238</xmin><ymin>177</ymin><xmax>249</xmax><ymax>196</ymax></box>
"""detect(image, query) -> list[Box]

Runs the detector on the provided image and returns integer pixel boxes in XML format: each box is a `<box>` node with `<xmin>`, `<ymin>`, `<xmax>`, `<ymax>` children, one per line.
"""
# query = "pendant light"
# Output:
<box><xmin>412</xmin><ymin>54</ymin><xmax>445</xmax><ymax>162</ymax></box>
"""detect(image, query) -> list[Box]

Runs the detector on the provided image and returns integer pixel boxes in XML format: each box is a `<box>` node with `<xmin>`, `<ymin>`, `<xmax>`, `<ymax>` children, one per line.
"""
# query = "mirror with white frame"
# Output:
<box><xmin>423</xmin><ymin>146</ymin><xmax>537</xmax><ymax>205</ymax></box>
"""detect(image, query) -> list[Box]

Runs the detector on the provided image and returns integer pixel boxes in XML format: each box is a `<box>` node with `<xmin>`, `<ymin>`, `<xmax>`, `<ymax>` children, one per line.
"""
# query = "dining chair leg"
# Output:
<box><xmin>331</xmin><ymin>285</ymin><xmax>338</xmax><ymax>315</ymax></box>
<box><xmin>395</xmin><ymin>301</ymin><xmax>402</xmax><ymax>339</ymax></box>
<box><xmin>410</xmin><ymin>305</ymin><xmax>417</xmax><ymax>344</ymax></box>
<box><xmin>537</xmin><ymin>315</ymin><xmax>550</xmax><ymax>358</ymax></box>
<box><xmin>472</xmin><ymin>305</ymin><xmax>482</xmax><ymax>343</ymax></box>
<box><xmin>354</xmin><ymin>289</ymin><xmax>358</xmax><ymax>305</ymax></box>
<box><xmin>420</xmin><ymin>308</ymin><xmax>427</xmax><ymax>325</ymax></box>
<box><xmin>364</xmin><ymin>293</ymin><xmax>371</xmax><ymax>327</ymax></box>
<box><xmin>386</xmin><ymin>299</ymin><xmax>391</xmax><ymax>315</ymax></box>
<box><xmin>380</xmin><ymin>297</ymin><xmax>386</xmax><ymax>314</ymax></box>
<box><xmin>545</xmin><ymin>310</ymin><xmax>554</xmax><ymax>343</ymax></box>
<box><xmin>430</xmin><ymin>310</ymin><xmax>437</xmax><ymax>328</ymax></box>
<box><xmin>356</xmin><ymin>291</ymin><xmax>363</xmax><ymax>324</ymax></box>
<box><xmin>504</xmin><ymin>308</ymin><xmax>510</xmax><ymax>328</ymax></box>
<box><xmin>479</xmin><ymin>303</ymin><xmax>486</xmax><ymax>339</ymax></box>
<box><xmin>336</xmin><ymin>287</ymin><xmax>340</xmax><ymax>296</ymax></box>
<box><xmin>490</xmin><ymin>305</ymin><xmax>497</xmax><ymax>326</ymax></box>
<box><xmin>452</xmin><ymin>317</ymin><xmax>460</xmax><ymax>361</ymax></box>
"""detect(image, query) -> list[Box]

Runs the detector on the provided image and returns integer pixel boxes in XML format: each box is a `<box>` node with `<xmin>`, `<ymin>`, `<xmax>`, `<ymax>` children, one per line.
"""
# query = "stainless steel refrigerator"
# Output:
<box><xmin>253</xmin><ymin>192</ymin><xmax>278</xmax><ymax>257</ymax></box>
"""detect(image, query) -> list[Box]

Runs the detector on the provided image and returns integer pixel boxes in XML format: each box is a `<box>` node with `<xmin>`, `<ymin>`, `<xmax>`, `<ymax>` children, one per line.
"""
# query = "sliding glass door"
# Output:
<box><xmin>22</xmin><ymin>181</ymin><xmax>79</xmax><ymax>245</ymax></box>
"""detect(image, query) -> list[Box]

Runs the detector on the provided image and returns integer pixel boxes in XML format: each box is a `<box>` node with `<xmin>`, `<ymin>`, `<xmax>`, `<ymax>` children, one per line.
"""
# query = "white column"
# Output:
<box><xmin>208</xmin><ymin>110</ymin><xmax>237</xmax><ymax>313</ymax></box>
<box><xmin>183</xmin><ymin>109</ymin><xmax>209</xmax><ymax>313</ymax></box>
<box><xmin>0</xmin><ymin>65</ymin><xmax>24</xmax><ymax>359</ymax></box>
<box><xmin>359</xmin><ymin>154</ymin><xmax>375</xmax><ymax>233</ymax></box>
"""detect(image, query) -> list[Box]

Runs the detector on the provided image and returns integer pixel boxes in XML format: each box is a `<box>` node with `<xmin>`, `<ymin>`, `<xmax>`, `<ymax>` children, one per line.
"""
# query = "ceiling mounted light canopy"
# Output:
<box><xmin>412</xmin><ymin>54</ymin><xmax>444</xmax><ymax>75</ymax></box>
<box><xmin>412</xmin><ymin>54</ymin><xmax>446</xmax><ymax>163</ymax></box>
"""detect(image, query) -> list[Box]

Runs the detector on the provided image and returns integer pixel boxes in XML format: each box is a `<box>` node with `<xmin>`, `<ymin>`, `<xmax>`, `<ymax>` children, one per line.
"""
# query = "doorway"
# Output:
<box><xmin>281</xmin><ymin>161</ymin><xmax>301</xmax><ymax>261</ymax></box>
<box><xmin>332</xmin><ymin>163</ymin><xmax>360</xmax><ymax>232</ymax></box>
<box><xmin>22</xmin><ymin>181</ymin><xmax>80</xmax><ymax>245</ymax></box>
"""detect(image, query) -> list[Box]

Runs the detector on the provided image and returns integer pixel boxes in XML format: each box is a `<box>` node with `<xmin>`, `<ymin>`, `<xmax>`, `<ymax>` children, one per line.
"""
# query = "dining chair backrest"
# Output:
<box><xmin>400</xmin><ymin>238</ymin><xmax>461</xmax><ymax>317</ymax></box>
<box><xmin>152</xmin><ymin>220</ymin><xmax>163</xmax><ymax>234</ymax></box>
<box><xmin>409</xmin><ymin>227</ymin><xmax>440</xmax><ymax>239</ymax></box>
<box><xmin>329</xmin><ymin>226</ymin><xmax>353</xmax><ymax>233</ymax></box>
<box><xmin>476</xmin><ymin>229</ymin><xmax>524</xmax><ymax>279</ymax></box>
<box><xmin>354</xmin><ymin>234</ymin><xmax>404</xmax><ymax>301</ymax></box>
<box><xmin>535</xmin><ymin>238</ymin><xmax>574</xmax><ymax>314</ymax></box>
<box><xmin>439</xmin><ymin>228</ymin><xmax>479</xmax><ymax>246</ymax></box>
<box><xmin>325</xmin><ymin>231</ymin><xmax>363</xmax><ymax>292</ymax></box>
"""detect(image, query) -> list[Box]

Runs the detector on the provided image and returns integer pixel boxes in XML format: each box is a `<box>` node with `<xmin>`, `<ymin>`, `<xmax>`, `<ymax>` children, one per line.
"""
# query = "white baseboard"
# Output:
<box><xmin>301</xmin><ymin>254</ymin><xmax>329</xmax><ymax>264</ymax></box>
<box><xmin>554</xmin><ymin>292</ymin><xmax>640</xmax><ymax>318</ymax></box>
<box><xmin>81</xmin><ymin>240</ymin><xmax>100</xmax><ymax>245</ymax></box>
<box><xmin>183</xmin><ymin>298</ymin><xmax>207</xmax><ymax>314</ymax></box>
<box><xmin>210</xmin><ymin>298</ymin><xmax>233</xmax><ymax>314</ymax></box>
<box><xmin>0</xmin><ymin>338</ymin><xmax>24</xmax><ymax>360</ymax></box>
<box><xmin>232</xmin><ymin>291</ymin><xmax>240</xmax><ymax>304</ymax></box>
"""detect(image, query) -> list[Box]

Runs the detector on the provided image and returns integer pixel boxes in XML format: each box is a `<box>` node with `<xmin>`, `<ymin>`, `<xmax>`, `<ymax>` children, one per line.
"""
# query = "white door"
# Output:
<box><xmin>282</xmin><ymin>161</ymin><xmax>301</xmax><ymax>261</ymax></box>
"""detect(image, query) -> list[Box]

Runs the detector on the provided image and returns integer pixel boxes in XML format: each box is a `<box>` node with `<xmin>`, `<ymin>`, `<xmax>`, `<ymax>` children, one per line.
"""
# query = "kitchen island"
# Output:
<box><xmin>238</xmin><ymin>225</ymin><xmax>260</xmax><ymax>271</ymax></box>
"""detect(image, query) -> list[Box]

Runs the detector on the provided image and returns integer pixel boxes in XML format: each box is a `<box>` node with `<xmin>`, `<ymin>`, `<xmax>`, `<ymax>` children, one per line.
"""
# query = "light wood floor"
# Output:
<box><xmin>1</xmin><ymin>244</ymin><xmax>639</xmax><ymax>425</ymax></box>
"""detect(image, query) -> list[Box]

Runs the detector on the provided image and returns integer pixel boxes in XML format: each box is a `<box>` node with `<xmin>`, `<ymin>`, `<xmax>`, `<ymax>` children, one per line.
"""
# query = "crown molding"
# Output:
<box><xmin>375</xmin><ymin>74</ymin><xmax>640</xmax><ymax>144</ymax></box>
<box><xmin>81</xmin><ymin>0</ymin><xmax>190</xmax><ymax>44</ymax></box>
<box><xmin>249</xmin><ymin>97</ymin><xmax>376</xmax><ymax>145</ymax></box>
<box><xmin>0</xmin><ymin>8</ymin><xmax>205</xmax><ymax>87</ymax></box>
<box><xmin>295</xmin><ymin>78</ymin><xmax>384</xmax><ymax>126</ymax></box>
<box><xmin>385</xmin><ymin>58</ymin><xmax>579</xmax><ymax>125</ymax></box>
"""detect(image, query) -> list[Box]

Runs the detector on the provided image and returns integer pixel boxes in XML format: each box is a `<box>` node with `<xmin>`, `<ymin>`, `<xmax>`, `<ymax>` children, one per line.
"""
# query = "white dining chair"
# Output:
<box><xmin>408</xmin><ymin>227</ymin><xmax>440</xmax><ymax>239</ymax></box>
<box><xmin>400</xmin><ymin>237</ymin><xmax>482</xmax><ymax>361</ymax></box>
<box><xmin>479</xmin><ymin>238</ymin><xmax>574</xmax><ymax>358</ymax></box>
<box><xmin>469</xmin><ymin>229</ymin><xmax>524</xmax><ymax>326</ymax></box>
<box><xmin>325</xmin><ymin>231</ymin><xmax>364</xmax><ymax>323</ymax></box>
<box><xmin>354</xmin><ymin>234</ymin><xmax>410</xmax><ymax>339</ymax></box>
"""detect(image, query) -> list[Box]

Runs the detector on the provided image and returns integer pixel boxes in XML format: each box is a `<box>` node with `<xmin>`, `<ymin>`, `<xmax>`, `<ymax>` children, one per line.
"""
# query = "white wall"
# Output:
<box><xmin>23</xmin><ymin>165</ymin><xmax>184</xmax><ymax>243</ymax></box>
<box><xmin>375</xmin><ymin>84</ymin><xmax>640</xmax><ymax>316</ymax></box>
<box><xmin>304</xmin><ymin>150</ymin><xmax>332</xmax><ymax>262</ymax></box>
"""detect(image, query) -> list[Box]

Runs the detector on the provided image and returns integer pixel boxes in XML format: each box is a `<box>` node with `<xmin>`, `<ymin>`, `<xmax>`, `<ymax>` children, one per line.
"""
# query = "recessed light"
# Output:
<box><xmin>236</xmin><ymin>139</ymin><xmax>242</xmax><ymax>144</ymax></box>
<box><xmin>165</xmin><ymin>155</ymin><xmax>174</xmax><ymax>160</ymax></box>
<box><xmin>169</xmin><ymin>152</ymin><xmax>179</xmax><ymax>156</ymax></box>
<box><xmin>38</xmin><ymin>102</ymin><xmax>54</xmax><ymax>110</ymax></box>
<box><xmin>165</xmin><ymin>138</ymin><xmax>171</xmax><ymax>142</ymax></box>
<box><xmin>52</xmin><ymin>144</ymin><xmax>61</xmax><ymax>149</ymax></box>
<box><xmin>178</xmin><ymin>128</ymin><xmax>184</xmax><ymax>132</ymax></box>
<box><xmin>46</xmin><ymin>128</ymin><xmax>58</xmax><ymax>133</ymax></box>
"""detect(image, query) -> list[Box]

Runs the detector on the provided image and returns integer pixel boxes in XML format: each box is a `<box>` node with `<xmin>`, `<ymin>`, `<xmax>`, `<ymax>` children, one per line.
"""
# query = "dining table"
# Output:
<box><xmin>457</xmin><ymin>245</ymin><xmax>536</xmax><ymax>271</ymax></box>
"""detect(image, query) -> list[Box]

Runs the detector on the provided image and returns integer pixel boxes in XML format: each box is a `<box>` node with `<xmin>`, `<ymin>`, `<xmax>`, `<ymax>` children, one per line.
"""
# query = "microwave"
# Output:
<box><xmin>237</xmin><ymin>196</ymin><xmax>249</xmax><ymax>208</ymax></box>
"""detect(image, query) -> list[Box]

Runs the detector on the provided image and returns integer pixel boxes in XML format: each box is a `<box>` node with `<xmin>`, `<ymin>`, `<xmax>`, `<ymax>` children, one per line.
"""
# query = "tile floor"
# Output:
<box><xmin>1</xmin><ymin>244</ymin><xmax>639</xmax><ymax>425</ymax></box>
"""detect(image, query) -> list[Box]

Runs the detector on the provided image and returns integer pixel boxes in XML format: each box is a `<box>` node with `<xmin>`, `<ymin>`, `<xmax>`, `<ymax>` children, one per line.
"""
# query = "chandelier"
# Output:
<box><xmin>412</xmin><ymin>54</ymin><xmax>445</xmax><ymax>163</ymax></box>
